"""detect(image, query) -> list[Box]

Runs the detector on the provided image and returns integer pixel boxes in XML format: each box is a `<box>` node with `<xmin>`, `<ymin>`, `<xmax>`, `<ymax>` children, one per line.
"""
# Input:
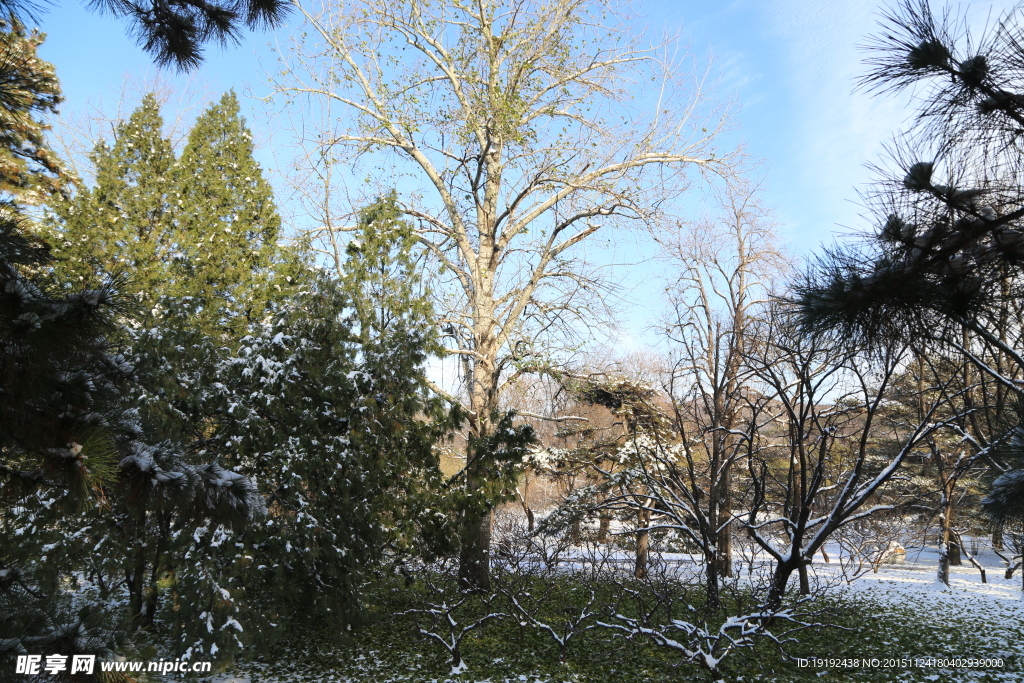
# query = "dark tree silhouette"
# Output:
<box><xmin>0</xmin><ymin>0</ymin><xmax>289</xmax><ymax>70</ymax></box>
<box><xmin>794</xmin><ymin>0</ymin><xmax>1024</xmax><ymax>532</ymax></box>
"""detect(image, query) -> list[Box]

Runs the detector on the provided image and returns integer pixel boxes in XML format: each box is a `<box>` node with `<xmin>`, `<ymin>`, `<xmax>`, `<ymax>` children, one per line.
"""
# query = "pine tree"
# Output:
<box><xmin>793</xmin><ymin>1</ymin><xmax>1024</xmax><ymax>535</ymax></box>
<box><xmin>0</xmin><ymin>20</ymin><xmax>138</xmax><ymax>666</ymax></box>
<box><xmin>0</xmin><ymin>16</ymin><xmax>122</xmax><ymax>510</ymax></box>
<box><xmin>1</xmin><ymin>0</ymin><xmax>290</xmax><ymax>71</ymax></box>
<box><xmin>0</xmin><ymin>18</ymin><xmax>69</xmax><ymax>203</ymax></box>
<box><xmin>10</xmin><ymin>90</ymin><xmax>291</xmax><ymax>660</ymax></box>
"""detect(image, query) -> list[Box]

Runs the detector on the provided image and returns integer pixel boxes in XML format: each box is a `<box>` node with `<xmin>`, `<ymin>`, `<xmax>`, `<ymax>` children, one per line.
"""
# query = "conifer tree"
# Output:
<box><xmin>0</xmin><ymin>19</ymin><xmax>139</xmax><ymax>665</ymax></box>
<box><xmin>15</xmin><ymin>90</ymin><xmax>291</xmax><ymax>658</ymax></box>
<box><xmin>0</xmin><ymin>16</ymin><xmax>122</xmax><ymax>507</ymax></box>
<box><xmin>44</xmin><ymin>91</ymin><xmax>292</xmax><ymax>336</ymax></box>
<box><xmin>202</xmin><ymin>196</ymin><xmax>467</xmax><ymax>640</ymax></box>
<box><xmin>172</xmin><ymin>90</ymin><xmax>286</xmax><ymax>335</ymax></box>
<box><xmin>44</xmin><ymin>94</ymin><xmax>174</xmax><ymax>293</ymax></box>
<box><xmin>794</xmin><ymin>1</ymin><xmax>1024</xmax><ymax>535</ymax></box>
<box><xmin>0</xmin><ymin>18</ymin><xmax>69</xmax><ymax>203</ymax></box>
<box><xmin>0</xmin><ymin>0</ymin><xmax>290</xmax><ymax>71</ymax></box>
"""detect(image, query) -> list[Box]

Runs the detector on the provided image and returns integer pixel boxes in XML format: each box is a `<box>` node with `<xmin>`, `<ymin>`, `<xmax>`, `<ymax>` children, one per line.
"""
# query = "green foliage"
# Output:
<box><xmin>453</xmin><ymin>411</ymin><xmax>536</xmax><ymax>530</ymax></box>
<box><xmin>3</xmin><ymin>87</ymin><xmax>302</xmax><ymax>665</ymax></box>
<box><xmin>0</xmin><ymin>20</ymin><xmax>141</xmax><ymax>666</ymax></box>
<box><xmin>195</xmin><ymin>207</ymin><xmax>457</xmax><ymax>644</ymax></box>
<box><xmin>173</xmin><ymin>91</ymin><xmax>292</xmax><ymax>335</ymax></box>
<box><xmin>0</xmin><ymin>17</ymin><xmax>129</xmax><ymax>526</ymax></box>
<box><xmin>342</xmin><ymin>192</ymin><xmax>436</xmax><ymax>346</ymax></box>
<box><xmin>224</xmin><ymin>576</ymin><xmax>1021</xmax><ymax>683</ymax></box>
<box><xmin>0</xmin><ymin>17</ymin><xmax>68</xmax><ymax>204</ymax></box>
<box><xmin>43</xmin><ymin>91</ymin><xmax>296</xmax><ymax>338</ymax></box>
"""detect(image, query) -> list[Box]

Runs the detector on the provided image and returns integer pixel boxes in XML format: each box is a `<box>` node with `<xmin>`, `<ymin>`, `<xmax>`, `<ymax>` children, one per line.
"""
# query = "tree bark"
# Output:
<box><xmin>705</xmin><ymin>549</ymin><xmax>721</xmax><ymax>608</ymax></box>
<box><xmin>798</xmin><ymin>559</ymin><xmax>810</xmax><ymax>595</ymax></box>
<box><xmin>634</xmin><ymin>506</ymin><xmax>650</xmax><ymax>579</ymax></box>
<box><xmin>598</xmin><ymin>514</ymin><xmax>611</xmax><ymax>544</ymax></box>
<box><xmin>126</xmin><ymin>546</ymin><xmax>146</xmax><ymax>628</ymax></box>
<box><xmin>459</xmin><ymin>509</ymin><xmax>492</xmax><ymax>592</ymax></box>
<box><xmin>715</xmin><ymin>519</ymin><xmax>733</xmax><ymax>577</ymax></box>
<box><xmin>937</xmin><ymin>495</ymin><xmax>954</xmax><ymax>585</ymax></box>
<box><xmin>949</xmin><ymin>537</ymin><xmax>963</xmax><ymax>566</ymax></box>
<box><xmin>765</xmin><ymin>557</ymin><xmax>802</xmax><ymax>612</ymax></box>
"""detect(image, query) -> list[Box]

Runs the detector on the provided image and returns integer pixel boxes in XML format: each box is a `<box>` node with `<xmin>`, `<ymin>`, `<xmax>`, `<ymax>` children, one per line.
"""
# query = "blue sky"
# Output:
<box><xmin>39</xmin><ymin>0</ymin><xmax>1013</xmax><ymax>248</ymax></box>
<box><xmin>31</xmin><ymin>0</ymin><xmax>1019</xmax><ymax>350</ymax></box>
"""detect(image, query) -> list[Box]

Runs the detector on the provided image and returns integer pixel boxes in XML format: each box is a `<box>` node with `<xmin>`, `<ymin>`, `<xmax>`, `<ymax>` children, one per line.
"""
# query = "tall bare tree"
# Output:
<box><xmin>276</xmin><ymin>0</ymin><xmax>733</xmax><ymax>588</ymax></box>
<box><xmin>659</xmin><ymin>183</ymin><xmax>781</xmax><ymax>592</ymax></box>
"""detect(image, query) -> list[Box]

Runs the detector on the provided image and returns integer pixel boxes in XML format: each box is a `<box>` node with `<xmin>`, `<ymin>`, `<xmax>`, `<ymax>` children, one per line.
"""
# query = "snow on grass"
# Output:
<box><xmin>163</xmin><ymin>540</ymin><xmax>1024</xmax><ymax>683</ymax></box>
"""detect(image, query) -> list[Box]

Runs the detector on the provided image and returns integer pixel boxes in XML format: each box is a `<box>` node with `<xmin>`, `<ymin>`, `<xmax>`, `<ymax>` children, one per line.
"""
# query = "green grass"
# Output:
<box><xmin>220</xmin><ymin>576</ymin><xmax>1023</xmax><ymax>683</ymax></box>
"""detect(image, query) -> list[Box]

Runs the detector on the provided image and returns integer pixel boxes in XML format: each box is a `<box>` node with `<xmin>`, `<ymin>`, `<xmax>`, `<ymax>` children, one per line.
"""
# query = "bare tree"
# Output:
<box><xmin>902</xmin><ymin>352</ymin><xmax>995</xmax><ymax>585</ymax></box>
<box><xmin>396</xmin><ymin>557</ymin><xmax>506</xmax><ymax>674</ymax></box>
<box><xmin>744</xmin><ymin>318</ymin><xmax>963</xmax><ymax>610</ymax></box>
<box><xmin>598</xmin><ymin>567</ymin><xmax>827</xmax><ymax>681</ymax></box>
<box><xmin>275</xmin><ymin>0</ymin><xmax>733</xmax><ymax>589</ymax></box>
<box><xmin>658</xmin><ymin>183</ymin><xmax>782</xmax><ymax>597</ymax></box>
<box><xmin>491</xmin><ymin>513</ymin><xmax>604</xmax><ymax>663</ymax></box>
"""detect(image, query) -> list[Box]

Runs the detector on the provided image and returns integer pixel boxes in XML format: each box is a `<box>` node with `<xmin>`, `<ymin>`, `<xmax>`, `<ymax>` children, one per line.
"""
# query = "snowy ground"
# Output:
<box><xmin>177</xmin><ymin>540</ymin><xmax>1024</xmax><ymax>683</ymax></box>
<box><xmin>805</xmin><ymin>542</ymin><xmax>1024</xmax><ymax>682</ymax></box>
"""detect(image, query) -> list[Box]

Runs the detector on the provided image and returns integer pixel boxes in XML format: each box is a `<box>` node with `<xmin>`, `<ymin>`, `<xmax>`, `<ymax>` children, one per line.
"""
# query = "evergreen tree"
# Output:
<box><xmin>1</xmin><ymin>0</ymin><xmax>290</xmax><ymax>71</ymax></box>
<box><xmin>172</xmin><ymin>90</ymin><xmax>287</xmax><ymax>335</ymax></box>
<box><xmin>31</xmin><ymin>91</ymin><xmax>299</xmax><ymax>655</ymax></box>
<box><xmin>793</xmin><ymin>1</ymin><xmax>1024</xmax><ymax>532</ymax></box>
<box><xmin>44</xmin><ymin>91</ymin><xmax>293</xmax><ymax>337</ymax></box>
<box><xmin>44</xmin><ymin>93</ymin><xmax>174</xmax><ymax>295</ymax></box>
<box><xmin>200</xmin><ymin>196</ymin><xmax>464</xmax><ymax>642</ymax></box>
<box><xmin>0</xmin><ymin>18</ymin><xmax>69</xmax><ymax>203</ymax></box>
<box><xmin>0</xmin><ymin>20</ymin><xmax>138</xmax><ymax>666</ymax></box>
<box><xmin>0</xmin><ymin>15</ymin><xmax>119</xmax><ymax>510</ymax></box>
<box><xmin>6</xmin><ymin>88</ymin><xmax>291</xmax><ymax>663</ymax></box>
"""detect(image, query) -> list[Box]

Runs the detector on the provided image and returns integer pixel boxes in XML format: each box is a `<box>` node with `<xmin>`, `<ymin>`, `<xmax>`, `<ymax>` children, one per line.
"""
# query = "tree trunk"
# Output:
<box><xmin>937</xmin><ymin>496</ymin><xmax>954</xmax><ymax>586</ymax></box>
<box><xmin>634</xmin><ymin>506</ymin><xmax>650</xmax><ymax>579</ymax></box>
<box><xmin>934</xmin><ymin>445</ymin><xmax>958</xmax><ymax>583</ymax></box>
<box><xmin>459</xmin><ymin>509</ymin><xmax>492</xmax><ymax>592</ymax></box>
<box><xmin>716</xmin><ymin>523</ymin><xmax>733</xmax><ymax>578</ymax></box>
<box><xmin>798</xmin><ymin>559</ymin><xmax>810</xmax><ymax>595</ymax></box>
<box><xmin>598</xmin><ymin>514</ymin><xmax>611</xmax><ymax>544</ymax></box>
<box><xmin>520</xmin><ymin>476</ymin><xmax>534</xmax><ymax>532</ymax></box>
<box><xmin>126</xmin><ymin>547</ymin><xmax>146</xmax><ymax>628</ymax></box>
<box><xmin>140</xmin><ymin>520</ymin><xmax>170</xmax><ymax>629</ymax></box>
<box><xmin>949</xmin><ymin>537</ymin><xmax>963</xmax><ymax>566</ymax></box>
<box><xmin>765</xmin><ymin>557</ymin><xmax>800</xmax><ymax>612</ymax></box>
<box><xmin>993</xmin><ymin>527</ymin><xmax>1004</xmax><ymax>550</ymax></box>
<box><xmin>458</xmin><ymin>324</ymin><xmax>498</xmax><ymax>592</ymax></box>
<box><xmin>715</xmin><ymin>466</ymin><xmax>733</xmax><ymax>578</ymax></box>
<box><xmin>705</xmin><ymin>550</ymin><xmax>721</xmax><ymax>608</ymax></box>
<box><xmin>142</xmin><ymin>583</ymin><xmax>159</xmax><ymax>629</ymax></box>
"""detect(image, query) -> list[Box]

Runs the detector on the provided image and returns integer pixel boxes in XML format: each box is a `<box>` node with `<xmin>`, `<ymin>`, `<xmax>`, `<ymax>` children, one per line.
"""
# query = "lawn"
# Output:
<box><xmin>178</xmin><ymin>550</ymin><xmax>1024</xmax><ymax>683</ymax></box>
